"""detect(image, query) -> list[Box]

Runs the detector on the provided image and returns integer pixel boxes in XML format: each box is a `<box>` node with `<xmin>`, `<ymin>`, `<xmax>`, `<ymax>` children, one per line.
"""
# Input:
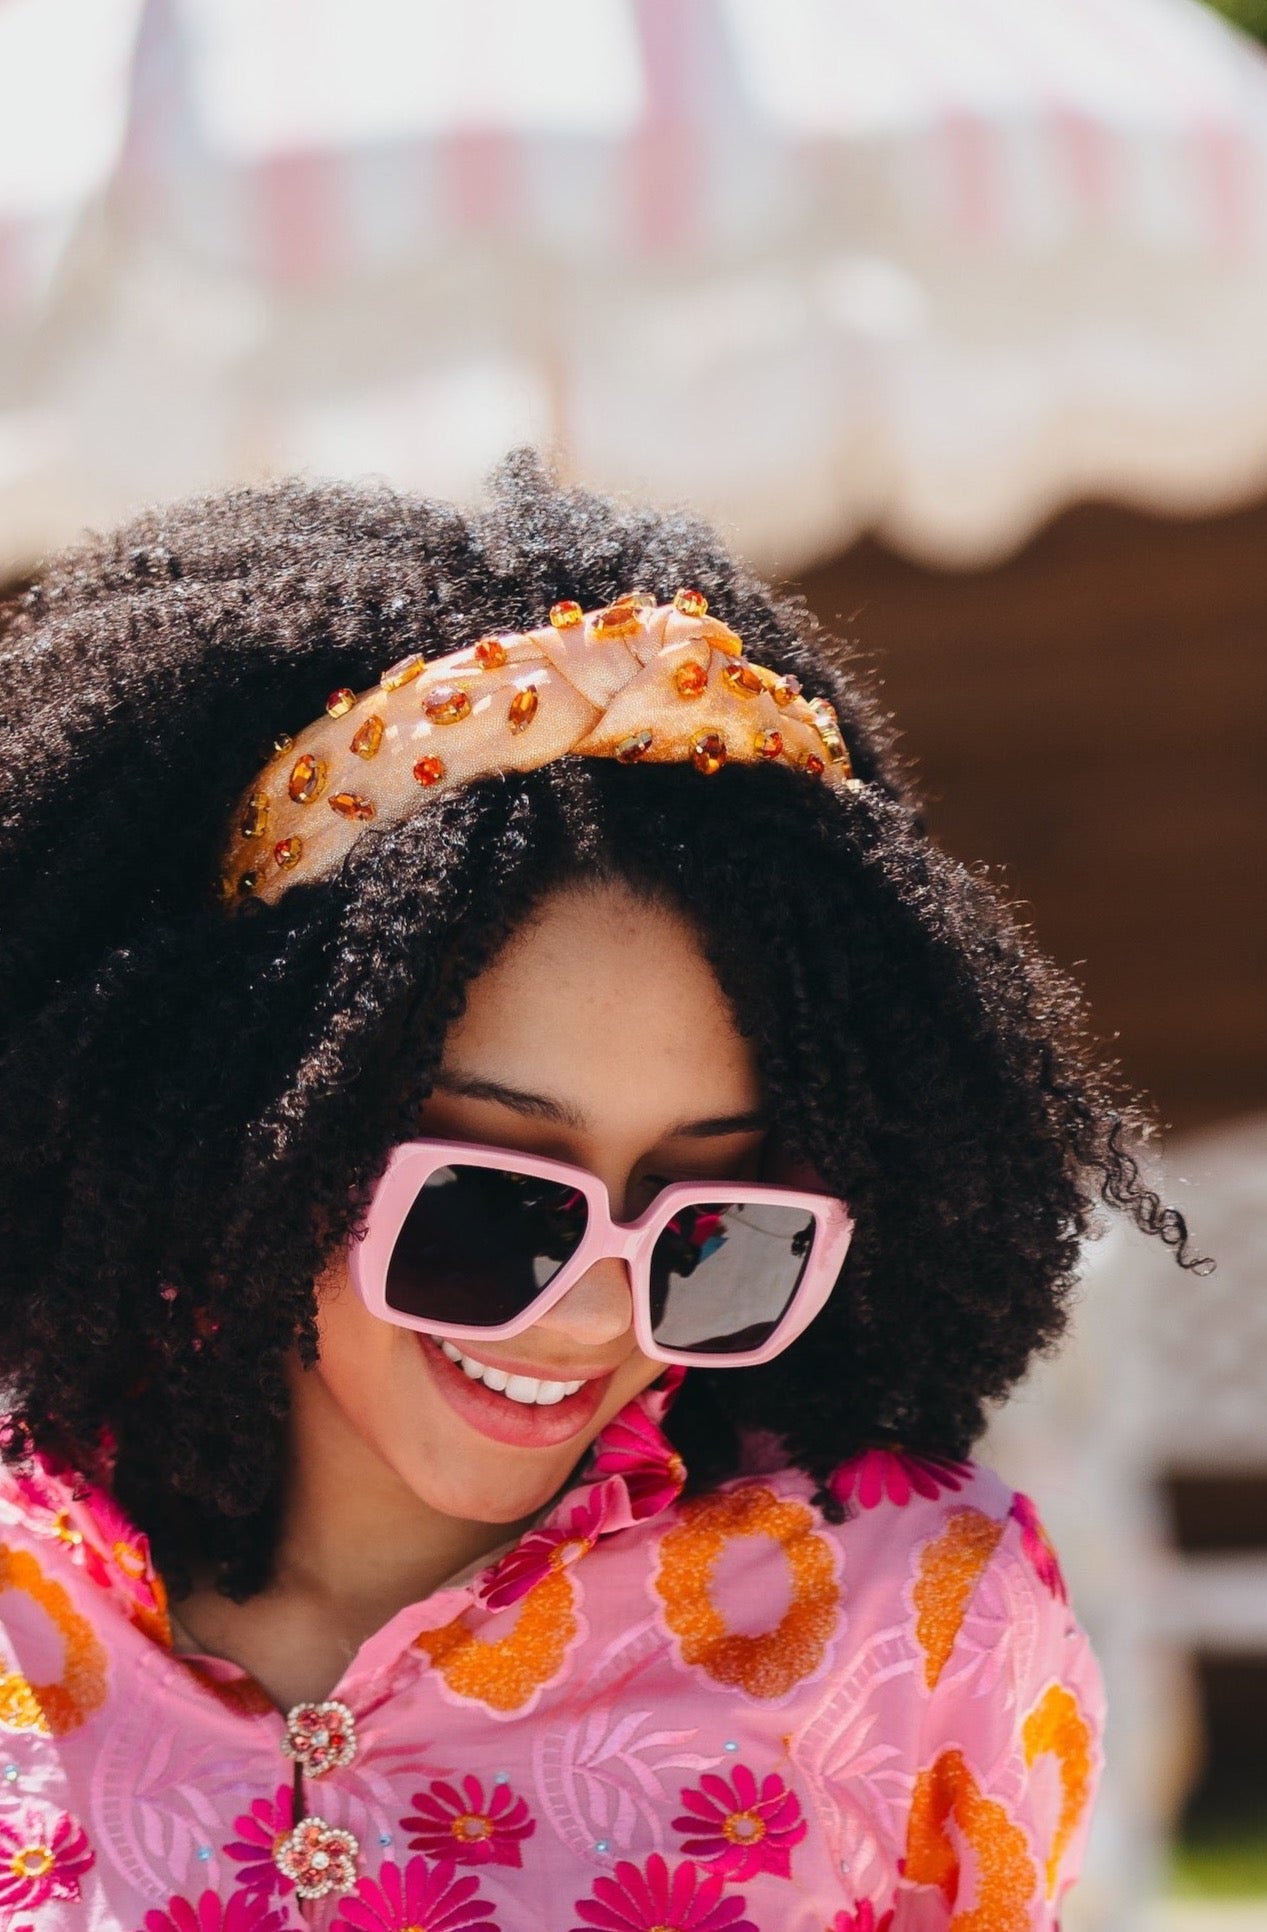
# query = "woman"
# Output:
<box><xmin>0</xmin><ymin>456</ymin><xmax>1196</xmax><ymax>1931</ymax></box>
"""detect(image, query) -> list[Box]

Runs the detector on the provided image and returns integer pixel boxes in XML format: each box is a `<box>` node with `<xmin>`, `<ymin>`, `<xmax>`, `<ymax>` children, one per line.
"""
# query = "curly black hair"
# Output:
<box><xmin>0</xmin><ymin>453</ymin><xmax>1199</xmax><ymax>1603</ymax></box>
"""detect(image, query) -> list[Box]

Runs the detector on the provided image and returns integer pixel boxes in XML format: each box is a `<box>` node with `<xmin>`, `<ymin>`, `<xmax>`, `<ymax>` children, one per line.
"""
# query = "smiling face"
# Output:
<box><xmin>307</xmin><ymin>879</ymin><xmax>766</xmax><ymax>1530</ymax></box>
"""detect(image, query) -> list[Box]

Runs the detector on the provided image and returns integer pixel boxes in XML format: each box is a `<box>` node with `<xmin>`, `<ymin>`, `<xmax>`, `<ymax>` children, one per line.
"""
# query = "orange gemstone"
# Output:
<box><xmin>673</xmin><ymin>660</ymin><xmax>708</xmax><ymax>700</ymax></box>
<box><xmin>803</xmin><ymin>752</ymin><xmax>826</xmax><ymax>777</ymax></box>
<box><xmin>380</xmin><ymin>652</ymin><xmax>426</xmax><ymax>691</ymax></box>
<box><xmin>272</xmin><ymin>732</ymin><xmax>294</xmax><ymax>754</ymax></box>
<box><xmin>691</xmin><ymin>732</ymin><xmax>727</xmax><ymax>776</ymax></box>
<box><xmin>549</xmin><ymin>601</ymin><xmax>583</xmax><ymax>630</ymax></box>
<box><xmin>721</xmin><ymin>659</ymin><xmax>763</xmax><ymax>701</ymax></box>
<box><xmin>507</xmin><ymin>685</ymin><xmax>540</xmax><ymax>734</ymax></box>
<box><xmin>592</xmin><ymin>602</ymin><xmax>641</xmax><ymax>640</ymax></box>
<box><xmin>621</xmin><ymin>590</ymin><xmax>656</xmax><ymax>611</ymax></box>
<box><xmin>673</xmin><ymin>588</ymin><xmax>708</xmax><ymax>617</ymax></box>
<box><xmin>326</xmin><ymin>687</ymin><xmax>356</xmax><ymax>718</ymax></box>
<box><xmin>413</xmin><ymin>755</ymin><xmax>445</xmax><ymax>787</ymax></box>
<box><xmin>615</xmin><ymin>731</ymin><xmax>652</xmax><ymax>763</ymax></box>
<box><xmin>330</xmin><ymin>792</ymin><xmax>376</xmax><ymax>820</ymax></box>
<box><xmin>288</xmin><ymin>753</ymin><xmax>327</xmax><ymax>804</ymax></box>
<box><xmin>237</xmin><ymin>871</ymin><xmax>259</xmax><ymax>895</ymax></box>
<box><xmin>350</xmin><ymin>714</ymin><xmax>384</xmax><ymax>759</ymax></box>
<box><xmin>274</xmin><ymin>836</ymin><xmax>303</xmax><ymax>869</ymax></box>
<box><xmin>240</xmin><ymin>792</ymin><xmax>270</xmax><ymax>839</ymax></box>
<box><xmin>755</xmin><ymin>728</ymin><xmax>784</xmax><ymax>760</ymax></box>
<box><xmin>474</xmin><ymin>636</ymin><xmax>508</xmax><ymax>669</ymax></box>
<box><xmin>423</xmin><ymin>684</ymin><xmax>472</xmax><ymax>725</ymax></box>
<box><xmin>772</xmin><ymin>675</ymin><xmax>802</xmax><ymax>709</ymax></box>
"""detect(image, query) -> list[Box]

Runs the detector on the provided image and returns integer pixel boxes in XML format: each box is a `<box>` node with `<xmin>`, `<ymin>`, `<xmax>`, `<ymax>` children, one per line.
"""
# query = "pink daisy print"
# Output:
<box><xmin>672</xmin><ymin>1764</ymin><xmax>807</xmax><ymax>1882</ymax></box>
<box><xmin>827</xmin><ymin>1448</ymin><xmax>971</xmax><ymax>1511</ymax></box>
<box><xmin>141</xmin><ymin>1890</ymin><xmax>289</xmax><ymax>1932</ymax></box>
<box><xmin>1009</xmin><ymin>1491</ymin><xmax>1069</xmax><ymax>1602</ymax></box>
<box><xmin>331</xmin><ymin>1855</ymin><xmax>500</xmax><ymax>1932</ymax></box>
<box><xmin>829</xmin><ymin>1905</ymin><xmax>894</xmax><ymax>1932</ymax></box>
<box><xmin>225</xmin><ymin>1783</ymin><xmax>296</xmax><ymax>1897</ymax></box>
<box><xmin>0</xmin><ymin>1805</ymin><xmax>94</xmax><ymax>1911</ymax></box>
<box><xmin>588</xmin><ymin>1407</ymin><xmax>687</xmax><ymax>1520</ymax></box>
<box><xmin>479</xmin><ymin>1491</ymin><xmax>606</xmax><ymax>1611</ymax></box>
<box><xmin>401</xmin><ymin>1774</ymin><xmax>535</xmax><ymax>1867</ymax></box>
<box><xmin>571</xmin><ymin>1851</ymin><xmax>757</xmax><ymax>1931</ymax></box>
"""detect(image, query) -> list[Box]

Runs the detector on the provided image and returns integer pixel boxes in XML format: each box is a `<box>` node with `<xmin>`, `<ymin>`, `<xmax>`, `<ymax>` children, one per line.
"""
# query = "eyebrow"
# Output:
<box><xmin>432</xmin><ymin>1069</ymin><xmax>766</xmax><ymax>1139</ymax></box>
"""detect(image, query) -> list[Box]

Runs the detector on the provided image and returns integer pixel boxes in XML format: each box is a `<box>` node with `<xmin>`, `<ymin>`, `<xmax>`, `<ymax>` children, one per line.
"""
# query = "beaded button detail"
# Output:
<box><xmin>281</xmin><ymin>1699</ymin><xmax>358</xmax><ymax>1777</ymax></box>
<box><xmin>273</xmin><ymin>1816</ymin><xmax>359</xmax><ymax>1900</ymax></box>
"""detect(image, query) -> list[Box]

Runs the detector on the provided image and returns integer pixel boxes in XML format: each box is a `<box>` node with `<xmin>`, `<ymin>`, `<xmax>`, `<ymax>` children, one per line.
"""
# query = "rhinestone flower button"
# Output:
<box><xmin>281</xmin><ymin>1699</ymin><xmax>357</xmax><ymax>1777</ymax></box>
<box><xmin>273</xmin><ymin>1816</ymin><xmax>359</xmax><ymax>1899</ymax></box>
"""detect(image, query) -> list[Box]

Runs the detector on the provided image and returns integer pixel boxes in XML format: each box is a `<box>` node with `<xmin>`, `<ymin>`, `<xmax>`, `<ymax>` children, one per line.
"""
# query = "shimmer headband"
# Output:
<box><xmin>218</xmin><ymin>590</ymin><xmax>859</xmax><ymax>908</ymax></box>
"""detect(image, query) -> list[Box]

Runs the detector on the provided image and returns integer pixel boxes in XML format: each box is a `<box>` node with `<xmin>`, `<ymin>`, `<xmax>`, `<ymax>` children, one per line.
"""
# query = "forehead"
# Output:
<box><xmin>438</xmin><ymin>882</ymin><xmax>761</xmax><ymax>1136</ymax></box>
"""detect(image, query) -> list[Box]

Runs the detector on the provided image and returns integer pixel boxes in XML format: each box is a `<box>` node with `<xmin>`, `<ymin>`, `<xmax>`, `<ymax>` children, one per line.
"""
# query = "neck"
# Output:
<box><xmin>274</xmin><ymin>1354</ymin><xmax>536</xmax><ymax>1625</ymax></box>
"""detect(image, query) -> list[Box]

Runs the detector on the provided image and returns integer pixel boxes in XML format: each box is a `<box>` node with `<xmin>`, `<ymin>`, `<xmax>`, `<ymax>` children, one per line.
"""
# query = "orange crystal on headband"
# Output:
<box><xmin>507</xmin><ymin>686</ymin><xmax>539</xmax><ymax>734</ymax></box>
<box><xmin>691</xmin><ymin>733</ymin><xmax>727</xmax><ymax>776</ymax></box>
<box><xmin>325</xmin><ymin>688</ymin><xmax>356</xmax><ymax>718</ymax></box>
<box><xmin>330</xmin><ymin>792</ymin><xmax>375</xmax><ymax>821</ymax></box>
<box><xmin>674</xmin><ymin>661</ymin><xmax>708</xmax><ymax>700</ymax></box>
<box><xmin>423</xmin><ymin>685</ymin><xmax>472</xmax><ymax>726</ymax></box>
<box><xmin>350</xmin><ymin>715</ymin><xmax>384</xmax><ymax>759</ymax></box>
<box><xmin>474</xmin><ymin>637</ymin><xmax>508</xmax><ymax>669</ymax></box>
<box><xmin>288</xmin><ymin>754</ymin><xmax>326</xmax><ymax>803</ymax></box>
<box><xmin>413</xmin><ymin>756</ymin><xmax>445</xmax><ymax>787</ymax></box>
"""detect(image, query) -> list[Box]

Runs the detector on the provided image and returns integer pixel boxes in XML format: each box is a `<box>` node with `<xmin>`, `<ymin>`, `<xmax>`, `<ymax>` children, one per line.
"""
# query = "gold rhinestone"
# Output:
<box><xmin>380</xmin><ymin>652</ymin><xmax>426</xmax><ymax>691</ymax></box>
<box><xmin>272</xmin><ymin>731</ymin><xmax>294</xmax><ymax>754</ymax></box>
<box><xmin>691</xmin><ymin>732</ymin><xmax>727</xmax><ymax>776</ymax></box>
<box><xmin>237</xmin><ymin>871</ymin><xmax>259</xmax><ymax>895</ymax></box>
<box><xmin>413</xmin><ymin>755</ymin><xmax>445</xmax><ymax>786</ymax></box>
<box><xmin>325</xmin><ymin>688</ymin><xmax>356</xmax><ymax>718</ymax></box>
<box><xmin>621</xmin><ymin>590</ymin><xmax>656</xmax><ymax>611</ymax></box>
<box><xmin>474</xmin><ymin>637</ymin><xmax>508</xmax><ymax>669</ymax></box>
<box><xmin>507</xmin><ymin>685</ymin><xmax>540</xmax><ymax>734</ymax></box>
<box><xmin>772</xmin><ymin>675</ymin><xmax>802</xmax><ymax>709</ymax></box>
<box><xmin>755</xmin><ymin>728</ymin><xmax>784</xmax><ymax>760</ymax></box>
<box><xmin>673</xmin><ymin>588</ymin><xmax>708</xmax><ymax>617</ymax></box>
<box><xmin>549</xmin><ymin>600</ymin><xmax>583</xmax><ymax>630</ymax></box>
<box><xmin>274</xmin><ymin>837</ymin><xmax>303</xmax><ymax>869</ymax></box>
<box><xmin>808</xmin><ymin>695</ymin><xmax>850</xmax><ymax>767</ymax></box>
<box><xmin>673</xmin><ymin>661</ymin><xmax>708</xmax><ymax>700</ymax></box>
<box><xmin>330</xmin><ymin>792</ymin><xmax>375</xmax><ymax>820</ymax></box>
<box><xmin>615</xmin><ymin>731</ymin><xmax>652</xmax><ymax>763</ymax></box>
<box><xmin>350</xmin><ymin>714</ymin><xmax>384</xmax><ymax>759</ymax></box>
<box><xmin>721</xmin><ymin>660</ymin><xmax>763</xmax><ymax>701</ymax></box>
<box><xmin>423</xmin><ymin>685</ymin><xmax>472</xmax><ymax>725</ymax></box>
<box><xmin>288</xmin><ymin>754</ymin><xmax>327</xmax><ymax>804</ymax></box>
<box><xmin>240</xmin><ymin>793</ymin><xmax>270</xmax><ymax>839</ymax></box>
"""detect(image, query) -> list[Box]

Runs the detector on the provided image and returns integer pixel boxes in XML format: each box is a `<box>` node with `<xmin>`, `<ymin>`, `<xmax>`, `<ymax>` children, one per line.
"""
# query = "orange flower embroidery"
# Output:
<box><xmin>413</xmin><ymin>1564</ymin><xmax>578</xmax><ymax>1714</ymax></box>
<box><xmin>912</xmin><ymin>1507</ymin><xmax>1004</xmax><ymax>1690</ymax></box>
<box><xmin>1022</xmin><ymin>1682</ymin><xmax>1095</xmax><ymax>1899</ymax></box>
<box><xmin>0</xmin><ymin>1546</ymin><xmax>108</xmax><ymax>1735</ymax></box>
<box><xmin>653</xmin><ymin>1484</ymin><xmax>839</xmax><ymax>1700</ymax></box>
<box><xmin>904</xmin><ymin>1747</ymin><xmax>1036</xmax><ymax>1932</ymax></box>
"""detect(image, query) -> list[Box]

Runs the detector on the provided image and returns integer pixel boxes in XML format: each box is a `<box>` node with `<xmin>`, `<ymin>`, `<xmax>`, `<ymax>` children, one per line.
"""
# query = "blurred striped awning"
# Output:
<box><xmin>4</xmin><ymin>0</ymin><xmax>1267</xmax><ymax>571</ymax></box>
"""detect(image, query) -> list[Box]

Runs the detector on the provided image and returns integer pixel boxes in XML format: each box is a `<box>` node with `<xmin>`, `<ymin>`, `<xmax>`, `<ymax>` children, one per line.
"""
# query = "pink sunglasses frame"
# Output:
<box><xmin>348</xmin><ymin>1138</ymin><xmax>855</xmax><ymax>1369</ymax></box>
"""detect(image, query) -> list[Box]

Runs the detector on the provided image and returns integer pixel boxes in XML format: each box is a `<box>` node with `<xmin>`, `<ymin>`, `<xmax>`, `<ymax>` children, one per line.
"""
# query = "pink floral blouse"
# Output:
<box><xmin>0</xmin><ymin>1371</ymin><xmax>1104</xmax><ymax>1932</ymax></box>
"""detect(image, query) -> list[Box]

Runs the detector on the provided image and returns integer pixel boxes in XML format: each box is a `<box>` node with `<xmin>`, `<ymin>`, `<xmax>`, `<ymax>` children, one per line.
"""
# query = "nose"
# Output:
<box><xmin>532</xmin><ymin>1256</ymin><xmax>634</xmax><ymax>1351</ymax></box>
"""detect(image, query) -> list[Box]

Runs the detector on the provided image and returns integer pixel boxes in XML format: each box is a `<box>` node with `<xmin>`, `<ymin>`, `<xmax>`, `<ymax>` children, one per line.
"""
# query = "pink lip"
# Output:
<box><xmin>416</xmin><ymin>1332</ymin><xmax>616</xmax><ymax>1449</ymax></box>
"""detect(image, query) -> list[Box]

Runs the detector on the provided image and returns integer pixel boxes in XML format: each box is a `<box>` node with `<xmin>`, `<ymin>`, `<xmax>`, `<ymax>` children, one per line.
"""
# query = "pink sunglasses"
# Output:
<box><xmin>348</xmin><ymin>1139</ymin><xmax>854</xmax><ymax>1370</ymax></box>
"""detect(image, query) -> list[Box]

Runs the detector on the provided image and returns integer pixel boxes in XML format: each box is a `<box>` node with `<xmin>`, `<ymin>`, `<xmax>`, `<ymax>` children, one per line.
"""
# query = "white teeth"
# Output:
<box><xmin>430</xmin><ymin>1337</ymin><xmax>584</xmax><ymax>1405</ymax></box>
